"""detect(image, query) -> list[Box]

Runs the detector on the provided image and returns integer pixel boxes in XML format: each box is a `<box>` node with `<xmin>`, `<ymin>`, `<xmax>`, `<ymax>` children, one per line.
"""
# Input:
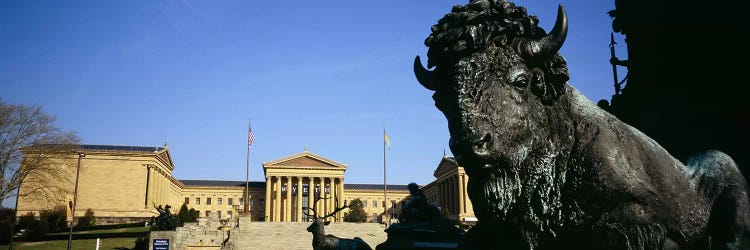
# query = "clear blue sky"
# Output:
<box><xmin>1</xmin><ymin>0</ymin><xmax>626</xmax><ymax>208</ymax></box>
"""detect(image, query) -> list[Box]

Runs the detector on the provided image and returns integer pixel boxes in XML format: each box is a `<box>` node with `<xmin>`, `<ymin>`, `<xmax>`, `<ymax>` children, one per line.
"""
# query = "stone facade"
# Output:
<box><xmin>17</xmin><ymin>145</ymin><xmax>179</xmax><ymax>221</ymax></box>
<box><xmin>15</xmin><ymin>145</ymin><xmax>424</xmax><ymax>225</ymax></box>
<box><xmin>421</xmin><ymin>156</ymin><xmax>476</xmax><ymax>225</ymax></box>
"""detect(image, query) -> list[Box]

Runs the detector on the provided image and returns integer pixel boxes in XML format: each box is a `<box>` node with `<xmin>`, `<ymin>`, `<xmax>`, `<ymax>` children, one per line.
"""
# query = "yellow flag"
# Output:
<box><xmin>384</xmin><ymin>130</ymin><xmax>391</xmax><ymax>149</ymax></box>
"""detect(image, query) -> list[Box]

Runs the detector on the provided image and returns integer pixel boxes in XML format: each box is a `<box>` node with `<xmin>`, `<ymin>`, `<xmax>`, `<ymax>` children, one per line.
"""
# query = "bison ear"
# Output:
<box><xmin>530</xmin><ymin>69</ymin><xmax>556</xmax><ymax>103</ymax></box>
<box><xmin>494</xmin><ymin>34</ymin><xmax>509</xmax><ymax>46</ymax></box>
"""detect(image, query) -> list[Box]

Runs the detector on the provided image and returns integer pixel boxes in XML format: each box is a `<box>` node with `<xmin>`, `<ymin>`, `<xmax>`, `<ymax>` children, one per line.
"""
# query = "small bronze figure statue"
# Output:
<box><xmin>397</xmin><ymin>183</ymin><xmax>445</xmax><ymax>230</ymax></box>
<box><xmin>377</xmin><ymin>183</ymin><xmax>464</xmax><ymax>250</ymax></box>
<box><xmin>151</xmin><ymin>203</ymin><xmax>177</xmax><ymax>231</ymax></box>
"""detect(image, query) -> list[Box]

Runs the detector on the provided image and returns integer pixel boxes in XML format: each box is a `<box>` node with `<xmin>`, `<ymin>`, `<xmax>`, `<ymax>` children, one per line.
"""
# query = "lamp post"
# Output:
<box><xmin>66</xmin><ymin>152</ymin><xmax>85</xmax><ymax>250</ymax></box>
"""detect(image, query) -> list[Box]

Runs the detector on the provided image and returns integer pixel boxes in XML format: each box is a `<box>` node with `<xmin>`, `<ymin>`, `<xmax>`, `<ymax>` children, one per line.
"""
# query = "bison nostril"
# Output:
<box><xmin>472</xmin><ymin>133</ymin><xmax>493</xmax><ymax>156</ymax></box>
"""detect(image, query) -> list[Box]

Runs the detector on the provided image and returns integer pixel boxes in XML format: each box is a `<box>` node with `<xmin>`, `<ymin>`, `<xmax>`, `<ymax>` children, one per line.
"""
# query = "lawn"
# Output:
<box><xmin>2</xmin><ymin>227</ymin><xmax>148</xmax><ymax>250</ymax></box>
<box><xmin>48</xmin><ymin>226</ymin><xmax>150</xmax><ymax>235</ymax></box>
<box><xmin>2</xmin><ymin>237</ymin><xmax>138</xmax><ymax>250</ymax></box>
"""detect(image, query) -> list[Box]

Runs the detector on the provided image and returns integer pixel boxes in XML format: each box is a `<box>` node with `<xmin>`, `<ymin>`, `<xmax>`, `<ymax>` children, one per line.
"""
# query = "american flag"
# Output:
<box><xmin>248</xmin><ymin>123</ymin><xmax>254</xmax><ymax>149</ymax></box>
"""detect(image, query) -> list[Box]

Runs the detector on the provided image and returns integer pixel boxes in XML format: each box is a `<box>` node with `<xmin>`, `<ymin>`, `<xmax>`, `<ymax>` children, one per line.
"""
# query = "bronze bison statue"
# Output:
<box><xmin>415</xmin><ymin>1</ymin><xmax>750</xmax><ymax>249</ymax></box>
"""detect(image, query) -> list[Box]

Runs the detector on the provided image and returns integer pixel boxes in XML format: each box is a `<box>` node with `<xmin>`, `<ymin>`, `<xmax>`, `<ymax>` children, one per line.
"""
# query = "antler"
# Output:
<box><xmin>322</xmin><ymin>194</ymin><xmax>348</xmax><ymax>220</ymax></box>
<box><xmin>303</xmin><ymin>196</ymin><xmax>323</xmax><ymax>219</ymax></box>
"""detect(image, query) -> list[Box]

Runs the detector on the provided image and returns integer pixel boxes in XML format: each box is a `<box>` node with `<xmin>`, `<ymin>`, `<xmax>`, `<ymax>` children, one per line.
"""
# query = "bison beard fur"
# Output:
<box><xmin>415</xmin><ymin>0</ymin><xmax>750</xmax><ymax>249</ymax></box>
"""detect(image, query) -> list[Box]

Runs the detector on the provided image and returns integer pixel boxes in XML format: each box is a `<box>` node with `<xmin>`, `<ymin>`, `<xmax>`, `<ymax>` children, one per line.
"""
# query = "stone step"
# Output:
<box><xmin>230</xmin><ymin>222</ymin><xmax>387</xmax><ymax>249</ymax></box>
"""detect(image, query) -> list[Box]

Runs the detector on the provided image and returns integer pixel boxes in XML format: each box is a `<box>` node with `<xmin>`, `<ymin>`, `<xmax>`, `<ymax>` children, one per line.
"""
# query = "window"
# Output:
<box><xmin>206</xmin><ymin>210</ymin><xmax>211</xmax><ymax>217</ymax></box>
<box><xmin>218</xmin><ymin>198</ymin><xmax>223</xmax><ymax>205</ymax></box>
<box><xmin>373</xmin><ymin>201</ymin><xmax>377</xmax><ymax>208</ymax></box>
<box><xmin>218</xmin><ymin>211</ymin><xmax>222</xmax><ymax>218</ymax></box>
<box><xmin>259</xmin><ymin>199</ymin><xmax>265</xmax><ymax>210</ymax></box>
<box><xmin>382</xmin><ymin>201</ymin><xmax>386</xmax><ymax>207</ymax></box>
<box><xmin>372</xmin><ymin>213</ymin><xmax>378</xmax><ymax>222</ymax></box>
<box><xmin>249</xmin><ymin>199</ymin><xmax>254</xmax><ymax>209</ymax></box>
<box><xmin>207</xmin><ymin>198</ymin><xmax>212</xmax><ymax>205</ymax></box>
<box><xmin>227</xmin><ymin>211</ymin><xmax>233</xmax><ymax>218</ymax></box>
<box><xmin>239</xmin><ymin>198</ymin><xmax>244</xmax><ymax>205</ymax></box>
<box><xmin>185</xmin><ymin>197</ymin><xmax>189</xmax><ymax>205</ymax></box>
<box><xmin>196</xmin><ymin>197</ymin><xmax>201</xmax><ymax>205</ymax></box>
<box><xmin>228</xmin><ymin>198</ymin><xmax>233</xmax><ymax>206</ymax></box>
<box><xmin>363</xmin><ymin>200</ymin><xmax>368</xmax><ymax>207</ymax></box>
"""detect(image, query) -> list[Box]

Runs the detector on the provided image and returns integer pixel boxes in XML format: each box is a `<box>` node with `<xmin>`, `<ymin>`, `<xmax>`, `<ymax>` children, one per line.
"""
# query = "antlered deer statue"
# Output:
<box><xmin>304</xmin><ymin>197</ymin><xmax>372</xmax><ymax>250</ymax></box>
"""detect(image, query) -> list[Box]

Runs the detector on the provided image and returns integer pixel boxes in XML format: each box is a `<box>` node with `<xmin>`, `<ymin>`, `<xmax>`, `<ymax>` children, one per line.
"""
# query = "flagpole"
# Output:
<box><xmin>383</xmin><ymin>127</ymin><xmax>388</xmax><ymax>227</ymax></box>
<box><xmin>245</xmin><ymin>118</ymin><xmax>251</xmax><ymax>216</ymax></box>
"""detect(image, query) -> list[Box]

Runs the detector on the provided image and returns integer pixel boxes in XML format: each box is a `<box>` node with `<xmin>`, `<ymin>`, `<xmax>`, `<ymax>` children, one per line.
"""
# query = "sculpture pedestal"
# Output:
<box><xmin>376</xmin><ymin>223</ymin><xmax>463</xmax><ymax>250</ymax></box>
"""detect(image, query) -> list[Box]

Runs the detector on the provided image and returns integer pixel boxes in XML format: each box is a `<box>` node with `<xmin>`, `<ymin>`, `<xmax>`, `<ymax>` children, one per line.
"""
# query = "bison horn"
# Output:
<box><xmin>516</xmin><ymin>4</ymin><xmax>568</xmax><ymax>59</ymax></box>
<box><xmin>414</xmin><ymin>55</ymin><xmax>437</xmax><ymax>91</ymax></box>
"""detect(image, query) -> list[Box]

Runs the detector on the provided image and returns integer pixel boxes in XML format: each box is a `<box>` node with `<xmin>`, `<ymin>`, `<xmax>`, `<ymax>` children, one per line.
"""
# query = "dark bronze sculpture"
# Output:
<box><xmin>304</xmin><ymin>197</ymin><xmax>372</xmax><ymax>250</ymax></box>
<box><xmin>397</xmin><ymin>183</ymin><xmax>442</xmax><ymax>225</ymax></box>
<box><xmin>378</xmin><ymin>183</ymin><xmax>463</xmax><ymax>250</ymax></box>
<box><xmin>151</xmin><ymin>204</ymin><xmax>177</xmax><ymax>231</ymax></box>
<box><xmin>414</xmin><ymin>1</ymin><xmax>750</xmax><ymax>249</ymax></box>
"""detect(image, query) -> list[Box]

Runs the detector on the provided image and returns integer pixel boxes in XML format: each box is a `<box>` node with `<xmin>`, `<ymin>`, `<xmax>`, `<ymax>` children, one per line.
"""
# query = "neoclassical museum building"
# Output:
<box><xmin>16</xmin><ymin>145</ymin><xmax>475</xmax><ymax>224</ymax></box>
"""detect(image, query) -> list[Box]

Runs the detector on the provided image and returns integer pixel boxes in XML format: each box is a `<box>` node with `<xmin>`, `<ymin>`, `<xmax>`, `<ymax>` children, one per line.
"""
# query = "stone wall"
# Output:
<box><xmin>150</xmin><ymin>211</ymin><xmax>233</xmax><ymax>250</ymax></box>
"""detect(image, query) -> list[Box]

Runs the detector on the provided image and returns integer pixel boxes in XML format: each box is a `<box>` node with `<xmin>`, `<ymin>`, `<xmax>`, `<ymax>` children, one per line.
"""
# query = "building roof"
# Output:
<box><xmin>180</xmin><ymin>180</ymin><xmax>266</xmax><ymax>188</ymax></box>
<box><xmin>344</xmin><ymin>183</ymin><xmax>410</xmax><ymax>191</ymax></box>
<box><xmin>77</xmin><ymin>144</ymin><xmax>166</xmax><ymax>153</ymax></box>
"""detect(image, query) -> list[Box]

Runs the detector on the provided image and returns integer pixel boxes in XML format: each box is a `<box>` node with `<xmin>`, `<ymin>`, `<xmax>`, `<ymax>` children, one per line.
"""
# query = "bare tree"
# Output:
<box><xmin>0</xmin><ymin>98</ymin><xmax>79</xmax><ymax>205</ymax></box>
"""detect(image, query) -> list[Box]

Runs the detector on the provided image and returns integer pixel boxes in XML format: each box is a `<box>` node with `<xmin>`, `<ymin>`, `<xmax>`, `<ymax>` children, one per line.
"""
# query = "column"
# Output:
<box><xmin>337</xmin><ymin>178</ymin><xmax>344</xmax><ymax>222</ymax></box>
<box><xmin>452</xmin><ymin>176</ymin><xmax>457</xmax><ymax>214</ymax></box>
<box><xmin>285</xmin><ymin>176</ymin><xmax>292</xmax><ymax>222</ymax></box>
<box><xmin>453</xmin><ymin>176</ymin><xmax>458</xmax><ymax>214</ymax></box>
<box><xmin>308</xmin><ymin>177</ymin><xmax>315</xmax><ymax>220</ymax></box>
<box><xmin>320</xmin><ymin>178</ymin><xmax>326</xmax><ymax>216</ymax></box>
<box><xmin>441</xmin><ymin>180</ymin><xmax>447</xmax><ymax>211</ymax></box>
<box><xmin>449</xmin><ymin>177</ymin><xmax>454</xmax><ymax>215</ymax></box>
<box><xmin>296</xmin><ymin>176</ymin><xmax>303</xmax><ymax>222</ymax></box>
<box><xmin>274</xmin><ymin>176</ymin><xmax>281</xmax><ymax>221</ymax></box>
<box><xmin>326</xmin><ymin>177</ymin><xmax>333</xmax><ymax>217</ymax></box>
<box><xmin>458</xmin><ymin>174</ymin><xmax>465</xmax><ymax>215</ymax></box>
<box><xmin>144</xmin><ymin>166</ymin><xmax>151</xmax><ymax>209</ymax></box>
<box><xmin>268</xmin><ymin>176</ymin><xmax>273</xmax><ymax>221</ymax></box>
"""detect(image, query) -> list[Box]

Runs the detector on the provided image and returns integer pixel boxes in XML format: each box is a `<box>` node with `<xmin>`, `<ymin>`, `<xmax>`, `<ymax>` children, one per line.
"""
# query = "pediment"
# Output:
<box><xmin>156</xmin><ymin>149</ymin><xmax>175</xmax><ymax>169</ymax></box>
<box><xmin>434</xmin><ymin>156</ymin><xmax>458</xmax><ymax>178</ymax></box>
<box><xmin>264</xmin><ymin>151</ymin><xmax>346</xmax><ymax>169</ymax></box>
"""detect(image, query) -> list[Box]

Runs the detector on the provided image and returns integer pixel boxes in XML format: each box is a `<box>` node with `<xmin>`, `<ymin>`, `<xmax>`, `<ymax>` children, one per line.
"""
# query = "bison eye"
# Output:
<box><xmin>511</xmin><ymin>74</ymin><xmax>529</xmax><ymax>88</ymax></box>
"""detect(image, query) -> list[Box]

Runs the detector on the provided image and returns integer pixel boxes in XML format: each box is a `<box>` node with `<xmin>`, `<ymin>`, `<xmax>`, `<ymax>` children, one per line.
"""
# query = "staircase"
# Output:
<box><xmin>233</xmin><ymin>222</ymin><xmax>387</xmax><ymax>250</ymax></box>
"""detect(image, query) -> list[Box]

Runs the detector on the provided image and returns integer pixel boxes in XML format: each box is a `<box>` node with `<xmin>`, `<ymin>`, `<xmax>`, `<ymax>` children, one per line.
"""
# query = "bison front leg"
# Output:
<box><xmin>705</xmin><ymin>181</ymin><xmax>750</xmax><ymax>250</ymax></box>
<box><xmin>688</xmin><ymin>150</ymin><xmax>750</xmax><ymax>250</ymax></box>
<box><xmin>590</xmin><ymin>204</ymin><xmax>678</xmax><ymax>250</ymax></box>
<box><xmin>591</xmin><ymin>222</ymin><xmax>679</xmax><ymax>250</ymax></box>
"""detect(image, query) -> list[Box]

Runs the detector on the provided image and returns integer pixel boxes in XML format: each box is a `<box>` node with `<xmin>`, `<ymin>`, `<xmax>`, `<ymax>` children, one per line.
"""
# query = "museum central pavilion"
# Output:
<box><xmin>16</xmin><ymin>145</ymin><xmax>474</xmax><ymax>224</ymax></box>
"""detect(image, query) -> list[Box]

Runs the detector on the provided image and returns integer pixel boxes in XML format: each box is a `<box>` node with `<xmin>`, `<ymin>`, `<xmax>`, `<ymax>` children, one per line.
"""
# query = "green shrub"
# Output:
<box><xmin>76</xmin><ymin>208</ymin><xmax>95</xmax><ymax>227</ymax></box>
<box><xmin>188</xmin><ymin>208</ymin><xmax>199</xmax><ymax>222</ymax></box>
<box><xmin>24</xmin><ymin>218</ymin><xmax>49</xmax><ymax>241</ymax></box>
<box><xmin>16</xmin><ymin>212</ymin><xmax>36</xmax><ymax>231</ymax></box>
<box><xmin>343</xmin><ymin>199</ymin><xmax>367</xmax><ymax>223</ymax></box>
<box><xmin>133</xmin><ymin>234</ymin><xmax>150</xmax><ymax>250</ymax></box>
<box><xmin>40</xmin><ymin>207</ymin><xmax>68</xmax><ymax>232</ymax></box>
<box><xmin>177</xmin><ymin>203</ymin><xmax>189</xmax><ymax>226</ymax></box>
<box><xmin>0</xmin><ymin>207</ymin><xmax>15</xmax><ymax>245</ymax></box>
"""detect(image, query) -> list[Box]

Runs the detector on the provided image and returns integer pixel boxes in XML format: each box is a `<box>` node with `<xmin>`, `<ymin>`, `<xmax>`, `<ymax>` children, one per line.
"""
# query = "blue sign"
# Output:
<box><xmin>153</xmin><ymin>239</ymin><xmax>169</xmax><ymax>250</ymax></box>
